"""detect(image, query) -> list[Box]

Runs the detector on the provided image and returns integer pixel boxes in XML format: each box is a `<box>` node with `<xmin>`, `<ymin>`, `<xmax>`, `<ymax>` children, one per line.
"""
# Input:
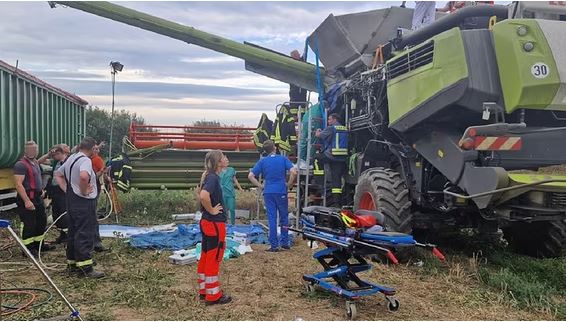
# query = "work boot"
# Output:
<box><xmin>54</xmin><ymin>231</ymin><xmax>68</xmax><ymax>244</ymax></box>
<box><xmin>40</xmin><ymin>243</ymin><xmax>56</xmax><ymax>252</ymax></box>
<box><xmin>67</xmin><ymin>264</ymin><xmax>79</xmax><ymax>276</ymax></box>
<box><xmin>94</xmin><ymin>244</ymin><xmax>109</xmax><ymax>253</ymax></box>
<box><xmin>205</xmin><ymin>294</ymin><xmax>232</xmax><ymax>306</ymax></box>
<box><xmin>78</xmin><ymin>266</ymin><xmax>106</xmax><ymax>279</ymax></box>
<box><xmin>23</xmin><ymin>247</ymin><xmax>39</xmax><ymax>258</ymax></box>
<box><xmin>281</xmin><ymin>245</ymin><xmax>291</xmax><ymax>250</ymax></box>
<box><xmin>265</xmin><ymin>247</ymin><xmax>279</xmax><ymax>253</ymax></box>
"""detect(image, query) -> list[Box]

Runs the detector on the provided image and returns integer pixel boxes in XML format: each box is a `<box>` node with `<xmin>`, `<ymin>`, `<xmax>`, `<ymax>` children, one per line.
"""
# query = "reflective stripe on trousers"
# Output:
<box><xmin>198</xmin><ymin>273</ymin><xmax>206</xmax><ymax>294</ymax></box>
<box><xmin>197</xmin><ymin>219</ymin><xmax>226</xmax><ymax>302</ymax></box>
<box><xmin>76</xmin><ymin>259</ymin><xmax>94</xmax><ymax>267</ymax></box>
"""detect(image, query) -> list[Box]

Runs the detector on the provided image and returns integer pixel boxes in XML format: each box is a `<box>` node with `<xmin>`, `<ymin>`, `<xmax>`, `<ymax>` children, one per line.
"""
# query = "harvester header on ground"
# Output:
<box><xmin>129</xmin><ymin>124</ymin><xmax>256</xmax><ymax>151</ymax></box>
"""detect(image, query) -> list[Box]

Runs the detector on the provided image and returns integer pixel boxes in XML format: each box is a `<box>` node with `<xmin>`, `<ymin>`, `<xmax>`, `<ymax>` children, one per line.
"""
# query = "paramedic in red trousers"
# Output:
<box><xmin>13</xmin><ymin>141</ymin><xmax>55</xmax><ymax>256</ymax></box>
<box><xmin>197</xmin><ymin>150</ymin><xmax>232</xmax><ymax>305</ymax></box>
<box><xmin>315</xmin><ymin>113</ymin><xmax>349</xmax><ymax>207</ymax></box>
<box><xmin>248</xmin><ymin>140</ymin><xmax>297</xmax><ymax>252</ymax></box>
<box><xmin>55</xmin><ymin>137</ymin><xmax>105</xmax><ymax>278</ymax></box>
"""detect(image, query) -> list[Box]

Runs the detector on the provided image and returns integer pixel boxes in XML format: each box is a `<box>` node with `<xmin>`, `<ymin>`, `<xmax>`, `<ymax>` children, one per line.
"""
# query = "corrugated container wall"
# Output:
<box><xmin>0</xmin><ymin>60</ymin><xmax>87</xmax><ymax>169</ymax></box>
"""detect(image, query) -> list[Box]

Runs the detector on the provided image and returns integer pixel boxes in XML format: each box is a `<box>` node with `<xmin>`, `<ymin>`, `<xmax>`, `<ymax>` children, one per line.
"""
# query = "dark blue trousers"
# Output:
<box><xmin>264</xmin><ymin>193</ymin><xmax>289</xmax><ymax>249</ymax></box>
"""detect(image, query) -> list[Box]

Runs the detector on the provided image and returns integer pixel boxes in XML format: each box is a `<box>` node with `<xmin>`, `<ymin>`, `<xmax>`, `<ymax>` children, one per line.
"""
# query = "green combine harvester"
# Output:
<box><xmin>51</xmin><ymin>1</ymin><xmax>566</xmax><ymax>257</ymax></box>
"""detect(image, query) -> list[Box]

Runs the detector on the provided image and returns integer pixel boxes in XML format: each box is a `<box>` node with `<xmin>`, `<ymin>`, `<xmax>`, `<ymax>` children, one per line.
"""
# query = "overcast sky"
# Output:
<box><xmin>2</xmin><ymin>1</ymin><xmax>435</xmax><ymax>126</ymax></box>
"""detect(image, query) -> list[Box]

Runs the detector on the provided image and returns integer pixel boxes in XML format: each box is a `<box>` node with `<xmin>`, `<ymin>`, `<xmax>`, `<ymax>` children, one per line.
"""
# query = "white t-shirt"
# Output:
<box><xmin>412</xmin><ymin>1</ymin><xmax>437</xmax><ymax>30</ymax></box>
<box><xmin>55</xmin><ymin>152</ymin><xmax>98</xmax><ymax>199</ymax></box>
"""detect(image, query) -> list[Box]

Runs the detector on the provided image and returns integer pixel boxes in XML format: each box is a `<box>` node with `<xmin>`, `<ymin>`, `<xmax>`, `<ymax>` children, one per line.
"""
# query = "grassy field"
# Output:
<box><xmin>1</xmin><ymin>188</ymin><xmax>565</xmax><ymax>320</ymax></box>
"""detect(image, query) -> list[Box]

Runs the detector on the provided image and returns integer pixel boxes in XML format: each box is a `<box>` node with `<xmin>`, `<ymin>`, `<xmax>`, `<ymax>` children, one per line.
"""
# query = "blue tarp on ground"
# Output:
<box><xmin>129</xmin><ymin>224</ymin><xmax>272</xmax><ymax>250</ymax></box>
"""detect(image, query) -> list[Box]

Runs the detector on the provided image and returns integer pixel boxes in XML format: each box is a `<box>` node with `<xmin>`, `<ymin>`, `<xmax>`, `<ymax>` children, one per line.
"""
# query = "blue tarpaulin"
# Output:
<box><xmin>129</xmin><ymin>224</ymin><xmax>273</xmax><ymax>250</ymax></box>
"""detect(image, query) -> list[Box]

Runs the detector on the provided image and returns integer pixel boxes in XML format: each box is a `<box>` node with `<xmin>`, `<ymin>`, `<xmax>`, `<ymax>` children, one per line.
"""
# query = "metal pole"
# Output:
<box><xmin>3</xmin><ymin>223</ymin><xmax>82</xmax><ymax>320</ymax></box>
<box><xmin>304</xmin><ymin>104</ymin><xmax>312</xmax><ymax>209</ymax></box>
<box><xmin>108</xmin><ymin>70</ymin><xmax>116</xmax><ymax>159</ymax></box>
<box><xmin>295</xmin><ymin>104</ymin><xmax>302</xmax><ymax>228</ymax></box>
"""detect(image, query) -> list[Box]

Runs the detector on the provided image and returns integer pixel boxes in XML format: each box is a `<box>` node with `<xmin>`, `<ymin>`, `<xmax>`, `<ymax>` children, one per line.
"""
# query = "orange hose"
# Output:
<box><xmin>0</xmin><ymin>290</ymin><xmax>37</xmax><ymax>316</ymax></box>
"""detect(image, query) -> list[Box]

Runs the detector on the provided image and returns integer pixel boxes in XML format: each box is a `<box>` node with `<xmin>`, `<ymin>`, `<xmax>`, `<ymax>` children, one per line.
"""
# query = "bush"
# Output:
<box><xmin>117</xmin><ymin>189</ymin><xmax>197</xmax><ymax>225</ymax></box>
<box><xmin>116</xmin><ymin>189</ymin><xmax>264</xmax><ymax>225</ymax></box>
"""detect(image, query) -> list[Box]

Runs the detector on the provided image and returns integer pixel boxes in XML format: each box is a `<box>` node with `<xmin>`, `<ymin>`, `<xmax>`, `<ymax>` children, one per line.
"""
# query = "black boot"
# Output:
<box><xmin>23</xmin><ymin>247</ymin><xmax>39</xmax><ymax>257</ymax></box>
<box><xmin>67</xmin><ymin>264</ymin><xmax>79</xmax><ymax>276</ymax></box>
<box><xmin>54</xmin><ymin>231</ymin><xmax>68</xmax><ymax>244</ymax></box>
<box><xmin>40</xmin><ymin>242</ymin><xmax>56</xmax><ymax>252</ymax></box>
<box><xmin>78</xmin><ymin>265</ymin><xmax>105</xmax><ymax>279</ymax></box>
<box><xmin>93</xmin><ymin>244</ymin><xmax>109</xmax><ymax>252</ymax></box>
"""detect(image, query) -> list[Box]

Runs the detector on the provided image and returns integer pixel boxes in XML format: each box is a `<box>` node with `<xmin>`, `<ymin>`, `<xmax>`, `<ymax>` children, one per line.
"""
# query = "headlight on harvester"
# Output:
<box><xmin>523</xmin><ymin>42</ymin><xmax>534</xmax><ymax>52</ymax></box>
<box><xmin>527</xmin><ymin>191</ymin><xmax>545</xmax><ymax>206</ymax></box>
<box><xmin>516</xmin><ymin>25</ymin><xmax>528</xmax><ymax>36</ymax></box>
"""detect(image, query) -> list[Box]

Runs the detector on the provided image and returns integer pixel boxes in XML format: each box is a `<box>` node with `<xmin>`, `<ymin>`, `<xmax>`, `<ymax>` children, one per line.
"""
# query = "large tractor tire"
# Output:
<box><xmin>503</xmin><ymin>219</ymin><xmax>566</xmax><ymax>258</ymax></box>
<box><xmin>353</xmin><ymin>168</ymin><xmax>412</xmax><ymax>233</ymax></box>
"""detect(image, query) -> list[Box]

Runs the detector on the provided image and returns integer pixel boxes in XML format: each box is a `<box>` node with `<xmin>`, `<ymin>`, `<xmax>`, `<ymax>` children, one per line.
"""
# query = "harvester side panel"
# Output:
<box><xmin>493</xmin><ymin>19</ymin><xmax>566</xmax><ymax>113</ymax></box>
<box><xmin>388</xmin><ymin>29</ymin><xmax>504</xmax><ymax>134</ymax></box>
<box><xmin>386</xmin><ymin>28</ymin><xmax>469</xmax><ymax>131</ymax></box>
<box><xmin>537</xmin><ymin>19</ymin><xmax>566</xmax><ymax>110</ymax></box>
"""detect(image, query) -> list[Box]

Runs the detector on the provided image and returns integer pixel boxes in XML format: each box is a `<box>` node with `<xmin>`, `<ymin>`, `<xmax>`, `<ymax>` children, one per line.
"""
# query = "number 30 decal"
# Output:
<box><xmin>531</xmin><ymin>63</ymin><xmax>549</xmax><ymax>79</ymax></box>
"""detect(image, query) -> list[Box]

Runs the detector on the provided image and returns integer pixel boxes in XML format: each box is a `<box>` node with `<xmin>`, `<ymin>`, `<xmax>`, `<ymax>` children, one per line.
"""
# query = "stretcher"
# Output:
<box><xmin>289</xmin><ymin>206</ymin><xmax>445</xmax><ymax>320</ymax></box>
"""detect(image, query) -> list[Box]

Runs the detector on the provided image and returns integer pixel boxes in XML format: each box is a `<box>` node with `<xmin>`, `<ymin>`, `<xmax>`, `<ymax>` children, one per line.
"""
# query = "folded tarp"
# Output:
<box><xmin>99</xmin><ymin>223</ymin><xmax>176</xmax><ymax>238</ymax></box>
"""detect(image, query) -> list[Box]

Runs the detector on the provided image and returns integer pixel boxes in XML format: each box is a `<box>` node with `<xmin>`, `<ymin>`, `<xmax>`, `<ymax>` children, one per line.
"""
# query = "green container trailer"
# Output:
<box><xmin>0</xmin><ymin>59</ymin><xmax>87</xmax><ymax>201</ymax></box>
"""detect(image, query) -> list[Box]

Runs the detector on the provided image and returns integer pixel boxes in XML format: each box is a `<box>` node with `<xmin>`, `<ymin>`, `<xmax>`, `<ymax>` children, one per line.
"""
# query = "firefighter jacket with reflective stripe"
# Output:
<box><xmin>252</xmin><ymin>113</ymin><xmax>273</xmax><ymax>151</ymax></box>
<box><xmin>110</xmin><ymin>153</ymin><xmax>132</xmax><ymax>192</ymax></box>
<box><xmin>271</xmin><ymin>105</ymin><xmax>297</xmax><ymax>153</ymax></box>
<box><xmin>323</xmin><ymin>124</ymin><xmax>348</xmax><ymax>160</ymax></box>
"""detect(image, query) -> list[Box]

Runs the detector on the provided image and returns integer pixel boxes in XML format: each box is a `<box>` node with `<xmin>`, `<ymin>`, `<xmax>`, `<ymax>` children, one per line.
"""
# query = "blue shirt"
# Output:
<box><xmin>251</xmin><ymin>154</ymin><xmax>293</xmax><ymax>194</ymax></box>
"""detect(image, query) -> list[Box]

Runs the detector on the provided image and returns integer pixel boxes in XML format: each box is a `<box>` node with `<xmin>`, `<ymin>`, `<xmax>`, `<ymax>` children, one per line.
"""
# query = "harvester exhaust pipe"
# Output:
<box><xmin>394</xmin><ymin>5</ymin><xmax>508</xmax><ymax>49</ymax></box>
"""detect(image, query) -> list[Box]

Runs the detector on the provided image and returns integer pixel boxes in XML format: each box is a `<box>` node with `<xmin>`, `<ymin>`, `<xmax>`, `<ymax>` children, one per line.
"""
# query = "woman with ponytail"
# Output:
<box><xmin>197</xmin><ymin>150</ymin><xmax>232</xmax><ymax>305</ymax></box>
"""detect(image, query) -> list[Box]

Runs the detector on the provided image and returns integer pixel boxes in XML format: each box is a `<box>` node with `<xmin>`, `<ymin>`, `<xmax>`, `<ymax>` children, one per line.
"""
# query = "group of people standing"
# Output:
<box><xmin>13</xmin><ymin>137</ymin><xmax>108</xmax><ymax>278</ymax></box>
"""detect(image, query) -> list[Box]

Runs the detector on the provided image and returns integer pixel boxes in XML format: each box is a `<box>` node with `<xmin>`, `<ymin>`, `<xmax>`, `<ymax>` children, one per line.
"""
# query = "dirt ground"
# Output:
<box><xmin>0</xmin><ymin>233</ymin><xmax>556</xmax><ymax>321</ymax></box>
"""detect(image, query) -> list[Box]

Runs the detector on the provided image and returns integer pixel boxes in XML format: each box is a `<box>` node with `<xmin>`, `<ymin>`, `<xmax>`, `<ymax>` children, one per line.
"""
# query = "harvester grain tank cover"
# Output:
<box><xmin>309</xmin><ymin>7</ymin><xmax>443</xmax><ymax>76</ymax></box>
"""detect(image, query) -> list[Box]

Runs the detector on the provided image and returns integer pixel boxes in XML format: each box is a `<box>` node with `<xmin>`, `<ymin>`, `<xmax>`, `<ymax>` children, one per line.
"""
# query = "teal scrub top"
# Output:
<box><xmin>220</xmin><ymin>167</ymin><xmax>237</xmax><ymax>198</ymax></box>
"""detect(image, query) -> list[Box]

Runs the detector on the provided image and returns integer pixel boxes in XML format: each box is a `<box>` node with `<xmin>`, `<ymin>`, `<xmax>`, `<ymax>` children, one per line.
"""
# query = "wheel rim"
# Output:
<box><xmin>359</xmin><ymin>192</ymin><xmax>376</xmax><ymax>210</ymax></box>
